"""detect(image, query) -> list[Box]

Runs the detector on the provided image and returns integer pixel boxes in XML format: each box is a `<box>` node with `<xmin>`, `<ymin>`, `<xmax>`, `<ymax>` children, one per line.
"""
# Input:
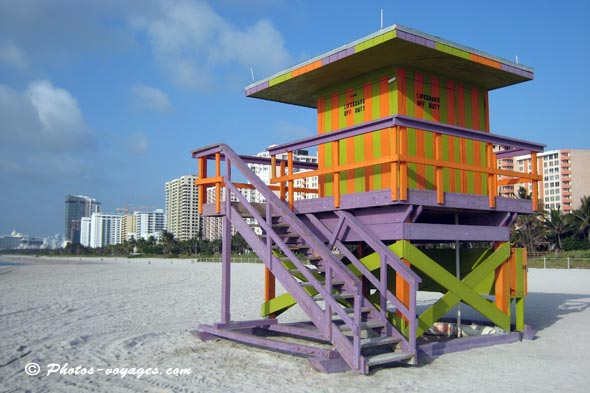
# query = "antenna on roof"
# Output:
<box><xmin>515</xmin><ymin>55</ymin><xmax>519</xmax><ymax>64</ymax></box>
<box><xmin>380</xmin><ymin>9</ymin><xmax>384</xmax><ymax>30</ymax></box>
<box><xmin>250</xmin><ymin>67</ymin><xmax>255</xmax><ymax>82</ymax></box>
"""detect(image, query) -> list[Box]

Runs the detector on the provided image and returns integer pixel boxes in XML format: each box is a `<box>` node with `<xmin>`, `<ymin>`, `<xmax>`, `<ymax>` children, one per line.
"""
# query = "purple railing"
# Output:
<box><xmin>192</xmin><ymin>143</ymin><xmax>366</xmax><ymax>371</ymax></box>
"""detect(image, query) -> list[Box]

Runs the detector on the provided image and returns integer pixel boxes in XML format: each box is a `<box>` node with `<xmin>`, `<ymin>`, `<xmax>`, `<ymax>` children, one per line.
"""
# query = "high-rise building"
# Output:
<box><xmin>121</xmin><ymin>213</ymin><xmax>137</xmax><ymax>242</ymax></box>
<box><xmin>80</xmin><ymin>217</ymin><xmax>91</xmax><ymax>247</ymax></box>
<box><xmin>165</xmin><ymin>175</ymin><xmax>201</xmax><ymax>241</ymax></box>
<box><xmin>89</xmin><ymin>213</ymin><xmax>122</xmax><ymax>248</ymax></box>
<box><xmin>497</xmin><ymin>149</ymin><xmax>590</xmax><ymax>212</ymax></box>
<box><xmin>64</xmin><ymin>195</ymin><xmax>101</xmax><ymax>244</ymax></box>
<box><xmin>248</xmin><ymin>149</ymin><xmax>319</xmax><ymax>202</ymax></box>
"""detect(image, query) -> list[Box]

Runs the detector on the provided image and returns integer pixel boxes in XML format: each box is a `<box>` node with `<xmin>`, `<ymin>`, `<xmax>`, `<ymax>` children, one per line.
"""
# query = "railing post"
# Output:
<box><xmin>531</xmin><ymin>152</ymin><xmax>539</xmax><ymax>211</ymax></box>
<box><xmin>435</xmin><ymin>132</ymin><xmax>444</xmax><ymax>204</ymax></box>
<box><xmin>567</xmin><ymin>257</ymin><xmax>571</xmax><ymax>269</ymax></box>
<box><xmin>215</xmin><ymin>152</ymin><xmax>222</xmax><ymax>214</ymax></box>
<box><xmin>221</xmin><ymin>155</ymin><xmax>232</xmax><ymax>324</ymax></box>
<box><xmin>279</xmin><ymin>161</ymin><xmax>286</xmax><ymax>202</ymax></box>
<box><xmin>332</xmin><ymin>140</ymin><xmax>340</xmax><ymax>208</ymax></box>
<box><xmin>197</xmin><ymin>157</ymin><xmax>207</xmax><ymax>214</ymax></box>
<box><xmin>391</xmin><ymin>126</ymin><xmax>399</xmax><ymax>201</ymax></box>
<box><xmin>287</xmin><ymin>151</ymin><xmax>294</xmax><ymax>211</ymax></box>
<box><xmin>399</xmin><ymin>127</ymin><xmax>408</xmax><ymax>200</ymax></box>
<box><xmin>487</xmin><ymin>143</ymin><xmax>496</xmax><ymax>208</ymax></box>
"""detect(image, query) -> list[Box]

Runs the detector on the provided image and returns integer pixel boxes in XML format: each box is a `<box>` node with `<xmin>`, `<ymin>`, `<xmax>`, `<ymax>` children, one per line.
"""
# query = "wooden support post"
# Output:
<box><xmin>395</xmin><ymin>257</ymin><xmax>411</xmax><ymax>326</ymax></box>
<box><xmin>287</xmin><ymin>151</ymin><xmax>294</xmax><ymax>211</ymax></box>
<box><xmin>197</xmin><ymin>157</ymin><xmax>207</xmax><ymax>214</ymax></box>
<box><xmin>487</xmin><ymin>143</ymin><xmax>496</xmax><ymax>208</ymax></box>
<box><xmin>264</xmin><ymin>267</ymin><xmax>276</xmax><ymax>309</ymax></box>
<box><xmin>270</xmin><ymin>155</ymin><xmax>277</xmax><ymax>180</ymax></box>
<box><xmin>399</xmin><ymin>127</ymin><xmax>408</xmax><ymax>200</ymax></box>
<box><xmin>531</xmin><ymin>152</ymin><xmax>539</xmax><ymax>211</ymax></box>
<box><xmin>332</xmin><ymin>140</ymin><xmax>340</xmax><ymax>208</ymax></box>
<box><xmin>391</xmin><ymin>127</ymin><xmax>399</xmax><ymax>201</ymax></box>
<box><xmin>435</xmin><ymin>133</ymin><xmax>444</xmax><ymax>204</ymax></box>
<box><xmin>215</xmin><ymin>152</ymin><xmax>221</xmax><ymax>214</ymax></box>
<box><xmin>494</xmin><ymin>249</ymin><xmax>511</xmax><ymax>317</ymax></box>
<box><xmin>279</xmin><ymin>161</ymin><xmax>286</xmax><ymax>202</ymax></box>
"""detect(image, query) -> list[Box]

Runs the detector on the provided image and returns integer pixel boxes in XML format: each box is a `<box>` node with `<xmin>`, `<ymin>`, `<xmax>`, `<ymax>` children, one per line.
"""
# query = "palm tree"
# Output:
<box><xmin>571</xmin><ymin>196</ymin><xmax>590</xmax><ymax>242</ymax></box>
<box><xmin>541</xmin><ymin>207</ymin><xmax>571</xmax><ymax>251</ymax></box>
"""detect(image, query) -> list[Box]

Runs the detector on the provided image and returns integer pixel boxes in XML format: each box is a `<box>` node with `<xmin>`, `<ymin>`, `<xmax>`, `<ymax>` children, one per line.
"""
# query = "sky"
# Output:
<box><xmin>0</xmin><ymin>0</ymin><xmax>589</xmax><ymax>237</ymax></box>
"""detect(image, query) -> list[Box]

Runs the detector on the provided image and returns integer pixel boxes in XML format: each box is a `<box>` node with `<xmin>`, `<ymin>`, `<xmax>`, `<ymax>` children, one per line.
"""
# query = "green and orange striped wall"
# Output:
<box><xmin>318</xmin><ymin>67</ymin><xmax>491</xmax><ymax>197</ymax></box>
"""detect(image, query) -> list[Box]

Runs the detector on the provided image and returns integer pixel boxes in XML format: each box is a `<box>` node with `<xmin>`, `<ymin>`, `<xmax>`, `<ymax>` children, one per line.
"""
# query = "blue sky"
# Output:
<box><xmin>1</xmin><ymin>0</ymin><xmax>588</xmax><ymax>237</ymax></box>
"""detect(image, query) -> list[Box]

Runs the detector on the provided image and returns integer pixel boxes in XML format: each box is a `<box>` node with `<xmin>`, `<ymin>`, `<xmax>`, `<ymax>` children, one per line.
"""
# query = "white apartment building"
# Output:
<box><xmin>165</xmin><ymin>175</ymin><xmax>201</xmax><ymax>241</ymax></box>
<box><xmin>80</xmin><ymin>217</ymin><xmax>91</xmax><ymax>247</ymax></box>
<box><xmin>248</xmin><ymin>149</ymin><xmax>318</xmax><ymax>203</ymax></box>
<box><xmin>89</xmin><ymin>213</ymin><xmax>122</xmax><ymax>248</ymax></box>
<box><xmin>498</xmin><ymin>149</ymin><xmax>590</xmax><ymax>212</ymax></box>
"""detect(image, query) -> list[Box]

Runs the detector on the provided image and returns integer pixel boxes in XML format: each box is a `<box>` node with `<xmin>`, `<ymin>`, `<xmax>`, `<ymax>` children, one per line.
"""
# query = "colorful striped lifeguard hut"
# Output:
<box><xmin>192</xmin><ymin>24</ymin><xmax>544</xmax><ymax>374</ymax></box>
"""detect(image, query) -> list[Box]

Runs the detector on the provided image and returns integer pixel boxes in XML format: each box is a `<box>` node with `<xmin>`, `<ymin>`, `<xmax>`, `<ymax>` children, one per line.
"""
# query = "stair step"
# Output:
<box><xmin>366</xmin><ymin>351</ymin><xmax>414</xmax><ymax>367</ymax></box>
<box><xmin>314</xmin><ymin>292</ymin><xmax>355</xmax><ymax>301</ymax></box>
<box><xmin>300</xmin><ymin>279</ymin><xmax>345</xmax><ymax>288</ymax></box>
<box><xmin>339</xmin><ymin>306</ymin><xmax>372</xmax><ymax>314</ymax></box>
<box><xmin>338</xmin><ymin>320</ymin><xmax>385</xmax><ymax>332</ymax></box>
<box><xmin>360</xmin><ymin>336</ymin><xmax>401</xmax><ymax>348</ymax></box>
<box><xmin>232</xmin><ymin>202</ymin><xmax>279</xmax><ymax>218</ymax></box>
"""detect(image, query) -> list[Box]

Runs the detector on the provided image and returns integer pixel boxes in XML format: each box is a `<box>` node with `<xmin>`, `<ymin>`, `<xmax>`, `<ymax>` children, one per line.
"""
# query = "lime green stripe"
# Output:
<box><xmin>442</xmin><ymin>135</ymin><xmax>451</xmax><ymax>192</ymax></box>
<box><xmin>465</xmin><ymin>139</ymin><xmax>474</xmax><ymax>194</ymax></box>
<box><xmin>480</xmin><ymin>141</ymin><xmax>488</xmax><ymax>194</ymax></box>
<box><xmin>424</xmin><ymin>131</ymin><xmax>435</xmax><ymax>189</ymax></box>
<box><xmin>268</xmin><ymin>71</ymin><xmax>292</xmax><ymax>87</ymax></box>
<box><xmin>373</xmin><ymin>131</ymin><xmax>382</xmax><ymax>189</ymax></box>
<box><xmin>354</xmin><ymin>135</ymin><xmax>364</xmax><ymax>192</ymax></box>
<box><xmin>355</xmin><ymin>30</ymin><xmax>396</xmax><ymax>52</ymax></box>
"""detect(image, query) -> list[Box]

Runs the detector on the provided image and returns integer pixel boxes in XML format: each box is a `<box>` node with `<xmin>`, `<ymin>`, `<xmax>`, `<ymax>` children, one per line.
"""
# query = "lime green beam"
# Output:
<box><xmin>391</xmin><ymin>241</ymin><xmax>511</xmax><ymax>337</ymax></box>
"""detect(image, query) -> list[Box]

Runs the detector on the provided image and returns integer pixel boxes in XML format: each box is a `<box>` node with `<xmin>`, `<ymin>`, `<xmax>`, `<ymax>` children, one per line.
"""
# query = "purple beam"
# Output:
<box><xmin>267</xmin><ymin>114</ymin><xmax>544</xmax><ymax>157</ymax></box>
<box><xmin>221</xmin><ymin>159</ymin><xmax>232</xmax><ymax>324</ymax></box>
<box><xmin>392</xmin><ymin>115</ymin><xmax>545</xmax><ymax>153</ymax></box>
<box><xmin>417</xmin><ymin>332</ymin><xmax>522</xmax><ymax>358</ymax></box>
<box><xmin>197</xmin><ymin>324</ymin><xmax>339</xmax><ymax>359</ymax></box>
<box><xmin>214</xmin><ymin>319</ymin><xmax>278</xmax><ymax>330</ymax></box>
<box><xmin>495</xmin><ymin>148</ymin><xmax>534</xmax><ymax>159</ymax></box>
<box><xmin>191</xmin><ymin>150</ymin><xmax>317</xmax><ymax>171</ymax></box>
<box><xmin>266</xmin><ymin>322</ymin><xmax>328</xmax><ymax>342</ymax></box>
<box><xmin>294</xmin><ymin>189</ymin><xmax>534</xmax><ymax>215</ymax></box>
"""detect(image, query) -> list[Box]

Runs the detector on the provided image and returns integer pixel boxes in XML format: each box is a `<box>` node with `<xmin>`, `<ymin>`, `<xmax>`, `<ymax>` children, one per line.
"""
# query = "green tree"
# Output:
<box><xmin>541</xmin><ymin>207</ymin><xmax>571</xmax><ymax>251</ymax></box>
<box><xmin>571</xmin><ymin>196</ymin><xmax>590</xmax><ymax>242</ymax></box>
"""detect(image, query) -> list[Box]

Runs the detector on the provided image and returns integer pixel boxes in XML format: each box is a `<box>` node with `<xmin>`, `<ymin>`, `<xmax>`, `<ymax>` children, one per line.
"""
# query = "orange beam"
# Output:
<box><xmin>399</xmin><ymin>127</ymin><xmax>408</xmax><ymax>200</ymax></box>
<box><xmin>279</xmin><ymin>161</ymin><xmax>286</xmax><ymax>202</ymax></box>
<box><xmin>494</xmin><ymin>257</ymin><xmax>510</xmax><ymax>315</ymax></box>
<box><xmin>332</xmin><ymin>140</ymin><xmax>340</xmax><ymax>208</ymax></box>
<box><xmin>197</xmin><ymin>157</ymin><xmax>207</xmax><ymax>214</ymax></box>
<box><xmin>487</xmin><ymin>143</ymin><xmax>496</xmax><ymax>208</ymax></box>
<box><xmin>391</xmin><ymin>127</ymin><xmax>398</xmax><ymax>201</ymax></box>
<box><xmin>435</xmin><ymin>133</ymin><xmax>444</xmax><ymax>204</ymax></box>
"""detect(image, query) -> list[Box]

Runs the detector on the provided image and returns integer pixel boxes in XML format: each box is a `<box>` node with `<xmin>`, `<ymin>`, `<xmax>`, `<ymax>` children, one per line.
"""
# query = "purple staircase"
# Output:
<box><xmin>193</xmin><ymin>144</ymin><xmax>421</xmax><ymax>374</ymax></box>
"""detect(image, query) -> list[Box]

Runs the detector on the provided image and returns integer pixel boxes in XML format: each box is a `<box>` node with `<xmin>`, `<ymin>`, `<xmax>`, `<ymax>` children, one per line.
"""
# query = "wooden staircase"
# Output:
<box><xmin>193</xmin><ymin>144</ymin><xmax>421</xmax><ymax>374</ymax></box>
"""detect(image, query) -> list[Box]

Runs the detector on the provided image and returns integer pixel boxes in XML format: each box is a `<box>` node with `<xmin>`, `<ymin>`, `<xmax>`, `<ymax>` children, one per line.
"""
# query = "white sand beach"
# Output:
<box><xmin>0</xmin><ymin>255</ymin><xmax>588</xmax><ymax>392</ymax></box>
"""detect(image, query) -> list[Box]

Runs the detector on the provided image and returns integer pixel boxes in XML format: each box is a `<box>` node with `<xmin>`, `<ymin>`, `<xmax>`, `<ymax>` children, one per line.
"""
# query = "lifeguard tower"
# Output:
<box><xmin>192</xmin><ymin>24</ymin><xmax>544</xmax><ymax>374</ymax></box>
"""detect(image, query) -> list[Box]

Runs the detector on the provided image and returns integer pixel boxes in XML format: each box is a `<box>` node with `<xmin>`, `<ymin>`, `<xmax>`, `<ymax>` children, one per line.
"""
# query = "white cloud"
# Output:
<box><xmin>0</xmin><ymin>41</ymin><xmax>28</xmax><ymax>71</ymax></box>
<box><xmin>132</xmin><ymin>84</ymin><xmax>173</xmax><ymax>113</ymax></box>
<box><xmin>0</xmin><ymin>80</ymin><xmax>93</xmax><ymax>179</ymax></box>
<box><xmin>133</xmin><ymin>0</ymin><xmax>292</xmax><ymax>90</ymax></box>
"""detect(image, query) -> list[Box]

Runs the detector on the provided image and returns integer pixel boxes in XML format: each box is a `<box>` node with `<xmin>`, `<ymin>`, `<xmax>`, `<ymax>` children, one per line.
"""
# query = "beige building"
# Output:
<box><xmin>165</xmin><ymin>175</ymin><xmax>201</xmax><ymax>241</ymax></box>
<box><xmin>497</xmin><ymin>149</ymin><xmax>590</xmax><ymax>212</ymax></box>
